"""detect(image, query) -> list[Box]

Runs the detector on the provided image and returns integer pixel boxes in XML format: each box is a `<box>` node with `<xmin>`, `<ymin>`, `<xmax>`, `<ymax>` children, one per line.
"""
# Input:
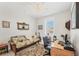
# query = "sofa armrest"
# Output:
<box><xmin>10</xmin><ymin>43</ymin><xmax>17</xmax><ymax>55</ymax></box>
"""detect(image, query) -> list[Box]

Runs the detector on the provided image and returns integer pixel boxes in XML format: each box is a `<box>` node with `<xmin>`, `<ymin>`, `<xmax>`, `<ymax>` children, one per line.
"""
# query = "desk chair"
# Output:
<box><xmin>43</xmin><ymin>36</ymin><xmax>51</xmax><ymax>55</ymax></box>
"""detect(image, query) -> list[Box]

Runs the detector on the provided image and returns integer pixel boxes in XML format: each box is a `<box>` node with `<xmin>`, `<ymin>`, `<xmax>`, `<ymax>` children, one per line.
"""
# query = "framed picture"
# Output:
<box><xmin>0</xmin><ymin>21</ymin><xmax>1</xmax><ymax>28</ymax></box>
<box><xmin>17</xmin><ymin>23</ymin><xmax>23</xmax><ymax>29</ymax></box>
<box><xmin>24</xmin><ymin>24</ymin><xmax>29</xmax><ymax>30</ymax></box>
<box><xmin>17</xmin><ymin>22</ymin><xmax>29</xmax><ymax>30</ymax></box>
<box><xmin>38</xmin><ymin>25</ymin><xmax>43</xmax><ymax>30</ymax></box>
<box><xmin>2</xmin><ymin>21</ymin><xmax>10</xmax><ymax>28</ymax></box>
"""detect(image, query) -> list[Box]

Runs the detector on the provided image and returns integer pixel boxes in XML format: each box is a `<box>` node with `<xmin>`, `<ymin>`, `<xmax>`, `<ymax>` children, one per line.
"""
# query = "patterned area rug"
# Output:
<box><xmin>16</xmin><ymin>44</ymin><xmax>48</xmax><ymax>56</ymax></box>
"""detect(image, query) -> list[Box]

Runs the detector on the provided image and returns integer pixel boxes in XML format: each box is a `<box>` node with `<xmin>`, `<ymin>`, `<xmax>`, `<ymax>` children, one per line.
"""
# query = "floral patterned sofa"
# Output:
<box><xmin>9</xmin><ymin>35</ymin><xmax>40</xmax><ymax>55</ymax></box>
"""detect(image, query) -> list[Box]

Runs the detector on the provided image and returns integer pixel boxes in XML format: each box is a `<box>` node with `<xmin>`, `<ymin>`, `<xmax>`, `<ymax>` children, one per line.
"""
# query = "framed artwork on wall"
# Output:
<box><xmin>24</xmin><ymin>24</ymin><xmax>29</xmax><ymax>30</ymax></box>
<box><xmin>17</xmin><ymin>23</ymin><xmax>23</xmax><ymax>29</ymax></box>
<box><xmin>17</xmin><ymin>22</ymin><xmax>29</xmax><ymax>30</ymax></box>
<box><xmin>0</xmin><ymin>21</ymin><xmax>1</xmax><ymax>28</ymax></box>
<box><xmin>2</xmin><ymin>21</ymin><xmax>10</xmax><ymax>28</ymax></box>
<box><xmin>38</xmin><ymin>25</ymin><xmax>43</xmax><ymax>30</ymax></box>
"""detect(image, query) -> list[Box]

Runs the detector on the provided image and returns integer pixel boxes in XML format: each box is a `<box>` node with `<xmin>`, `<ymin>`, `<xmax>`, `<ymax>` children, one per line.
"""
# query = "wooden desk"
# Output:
<box><xmin>51</xmin><ymin>47</ymin><xmax>74</xmax><ymax>56</ymax></box>
<box><xmin>0</xmin><ymin>44</ymin><xmax>8</xmax><ymax>54</ymax></box>
<box><xmin>51</xmin><ymin>40</ymin><xmax>64</xmax><ymax>49</ymax></box>
<box><xmin>51</xmin><ymin>40</ymin><xmax>74</xmax><ymax>56</ymax></box>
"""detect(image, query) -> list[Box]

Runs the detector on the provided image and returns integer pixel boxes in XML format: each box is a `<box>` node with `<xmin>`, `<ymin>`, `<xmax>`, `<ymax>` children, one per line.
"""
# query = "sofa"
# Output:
<box><xmin>9</xmin><ymin>35</ymin><xmax>40</xmax><ymax>55</ymax></box>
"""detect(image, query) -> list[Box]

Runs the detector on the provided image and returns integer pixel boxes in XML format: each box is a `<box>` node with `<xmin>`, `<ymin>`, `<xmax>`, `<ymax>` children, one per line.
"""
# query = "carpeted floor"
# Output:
<box><xmin>0</xmin><ymin>44</ymin><xmax>49</xmax><ymax>56</ymax></box>
<box><xmin>16</xmin><ymin>44</ymin><xmax>48</xmax><ymax>56</ymax></box>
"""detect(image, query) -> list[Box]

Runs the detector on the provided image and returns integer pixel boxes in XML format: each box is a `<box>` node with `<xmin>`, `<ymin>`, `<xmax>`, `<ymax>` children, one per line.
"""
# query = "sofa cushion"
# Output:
<box><xmin>12</xmin><ymin>37</ymin><xmax>18</xmax><ymax>44</ymax></box>
<box><xmin>33</xmin><ymin>38</ymin><xmax>40</xmax><ymax>42</ymax></box>
<box><xmin>25</xmin><ymin>40</ymin><xmax>31</xmax><ymax>45</ymax></box>
<box><xmin>16</xmin><ymin>41</ymin><xmax>27</xmax><ymax>48</ymax></box>
<box><xmin>27</xmin><ymin>36</ymin><xmax>34</xmax><ymax>43</ymax></box>
<box><xmin>11</xmin><ymin>35</ymin><xmax>26</xmax><ymax>44</ymax></box>
<box><xmin>18</xmin><ymin>36</ymin><xmax>26</xmax><ymax>41</ymax></box>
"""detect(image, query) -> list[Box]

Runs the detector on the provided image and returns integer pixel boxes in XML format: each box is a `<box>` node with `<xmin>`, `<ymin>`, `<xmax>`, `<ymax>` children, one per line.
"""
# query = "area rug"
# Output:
<box><xmin>16</xmin><ymin>44</ymin><xmax>48</xmax><ymax>56</ymax></box>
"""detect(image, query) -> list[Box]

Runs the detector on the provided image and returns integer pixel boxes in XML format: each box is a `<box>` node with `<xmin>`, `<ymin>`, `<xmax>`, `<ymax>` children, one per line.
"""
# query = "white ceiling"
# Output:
<box><xmin>0</xmin><ymin>2</ymin><xmax>72</xmax><ymax>18</ymax></box>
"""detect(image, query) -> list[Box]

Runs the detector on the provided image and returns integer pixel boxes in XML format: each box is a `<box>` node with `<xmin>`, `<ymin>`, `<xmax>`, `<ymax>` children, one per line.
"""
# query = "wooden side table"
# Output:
<box><xmin>0</xmin><ymin>44</ymin><xmax>8</xmax><ymax>54</ymax></box>
<box><xmin>50</xmin><ymin>47</ymin><xmax>74</xmax><ymax>56</ymax></box>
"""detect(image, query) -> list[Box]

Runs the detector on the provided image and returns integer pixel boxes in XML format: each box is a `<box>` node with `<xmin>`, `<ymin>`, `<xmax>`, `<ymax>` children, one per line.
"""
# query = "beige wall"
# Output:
<box><xmin>0</xmin><ymin>17</ymin><xmax>37</xmax><ymax>43</ymax></box>
<box><xmin>71</xmin><ymin>29</ymin><xmax>79</xmax><ymax>55</ymax></box>
<box><xmin>0</xmin><ymin>3</ymin><xmax>38</xmax><ymax>43</ymax></box>
<box><xmin>36</xmin><ymin>10</ymin><xmax>70</xmax><ymax>43</ymax></box>
<box><xmin>0</xmin><ymin>3</ymin><xmax>71</xmax><ymax>44</ymax></box>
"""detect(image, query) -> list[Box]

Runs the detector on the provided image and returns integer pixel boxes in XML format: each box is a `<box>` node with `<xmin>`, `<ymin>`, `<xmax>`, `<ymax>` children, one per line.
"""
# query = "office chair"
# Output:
<box><xmin>43</xmin><ymin>36</ymin><xmax>51</xmax><ymax>55</ymax></box>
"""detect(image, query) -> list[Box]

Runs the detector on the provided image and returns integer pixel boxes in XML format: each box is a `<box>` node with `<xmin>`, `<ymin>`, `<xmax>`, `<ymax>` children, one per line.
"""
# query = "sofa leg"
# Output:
<box><xmin>11</xmin><ymin>44</ymin><xmax>16</xmax><ymax>56</ymax></box>
<box><xmin>15</xmin><ymin>52</ymin><xmax>16</xmax><ymax>56</ymax></box>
